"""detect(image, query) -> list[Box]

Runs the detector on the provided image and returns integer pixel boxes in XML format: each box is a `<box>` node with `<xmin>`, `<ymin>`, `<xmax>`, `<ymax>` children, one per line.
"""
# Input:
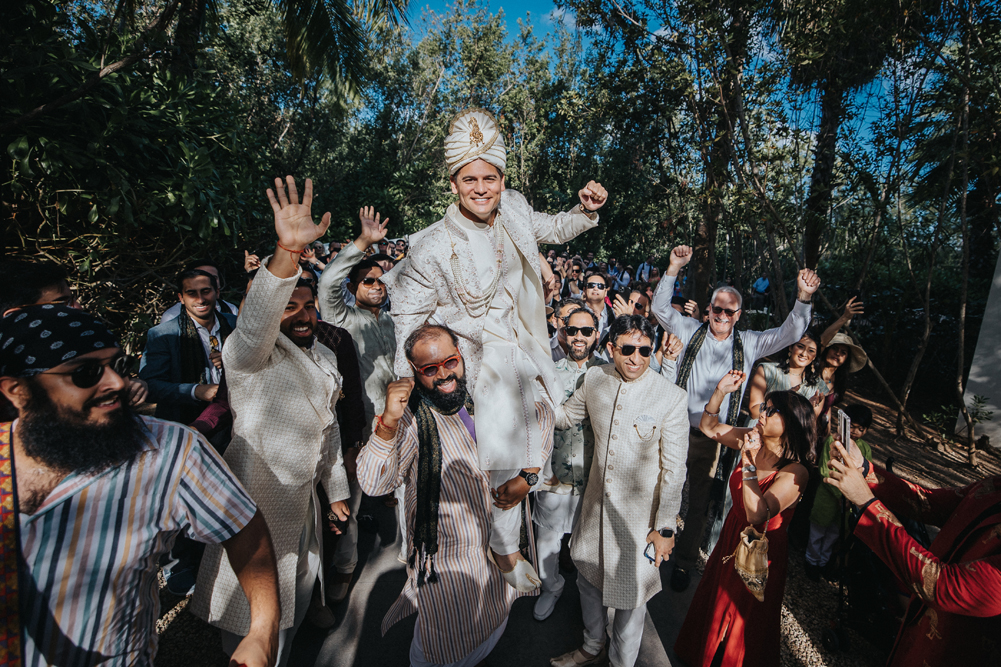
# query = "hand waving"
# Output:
<box><xmin>716</xmin><ymin>369</ymin><xmax>746</xmax><ymax>395</ymax></box>
<box><xmin>358</xmin><ymin>206</ymin><xmax>389</xmax><ymax>248</ymax></box>
<box><xmin>266</xmin><ymin>176</ymin><xmax>331</xmax><ymax>251</ymax></box>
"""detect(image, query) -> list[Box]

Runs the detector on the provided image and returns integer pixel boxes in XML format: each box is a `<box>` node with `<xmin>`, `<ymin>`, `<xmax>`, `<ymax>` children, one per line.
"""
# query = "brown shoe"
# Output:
<box><xmin>550</xmin><ymin>646</ymin><xmax>608</xmax><ymax>666</ymax></box>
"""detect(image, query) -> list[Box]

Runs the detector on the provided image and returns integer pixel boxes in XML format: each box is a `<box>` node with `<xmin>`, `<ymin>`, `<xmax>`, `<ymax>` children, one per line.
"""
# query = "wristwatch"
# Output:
<box><xmin>659</xmin><ymin>528</ymin><xmax>674</xmax><ymax>539</ymax></box>
<box><xmin>518</xmin><ymin>470</ymin><xmax>540</xmax><ymax>486</ymax></box>
<box><xmin>743</xmin><ymin>464</ymin><xmax>757</xmax><ymax>473</ymax></box>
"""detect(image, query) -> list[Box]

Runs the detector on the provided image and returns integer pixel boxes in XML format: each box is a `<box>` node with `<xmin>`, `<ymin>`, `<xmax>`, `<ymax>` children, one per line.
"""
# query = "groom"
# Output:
<box><xmin>383</xmin><ymin>108</ymin><xmax>607</xmax><ymax>590</ymax></box>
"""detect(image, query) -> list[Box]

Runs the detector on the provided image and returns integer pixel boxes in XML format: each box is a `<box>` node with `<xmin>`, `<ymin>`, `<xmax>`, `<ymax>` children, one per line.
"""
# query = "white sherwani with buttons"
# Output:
<box><xmin>555</xmin><ymin>363</ymin><xmax>689</xmax><ymax>608</ymax></box>
<box><xmin>191</xmin><ymin>263</ymin><xmax>349</xmax><ymax>661</ymax></box>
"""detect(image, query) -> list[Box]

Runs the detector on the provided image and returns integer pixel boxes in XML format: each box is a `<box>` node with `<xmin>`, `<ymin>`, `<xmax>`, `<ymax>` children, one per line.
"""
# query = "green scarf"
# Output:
<box><xmin>408</xmin><ymin>389</ymin><xmax>474</xmax><ymax>586</ymax></box>
<box><xmin>675</xmin><ymin>323</ymin><xmax>745</xmax><ymax>426</ymax></box>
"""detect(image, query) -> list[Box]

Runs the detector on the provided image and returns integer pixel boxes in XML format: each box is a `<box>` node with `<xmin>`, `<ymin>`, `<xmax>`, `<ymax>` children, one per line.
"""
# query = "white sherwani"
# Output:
<box><xmin>383</xmin><ymin>189</ymin><xmax>597</xmax><ymax>471</ymax></box>
<box><xmin>191</xmin><ymin>263</ymin><xmax>350</xmax><ymax>633</ymax></box>
<box><xmin>555</xmin><ymin>364</ymin><xmax>689</xmax><ymax>609</ymax></box>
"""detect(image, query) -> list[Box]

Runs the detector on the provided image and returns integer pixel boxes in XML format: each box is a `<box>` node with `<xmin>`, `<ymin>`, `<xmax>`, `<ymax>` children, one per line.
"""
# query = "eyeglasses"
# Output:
<box><xmin>614</xmin><ymin>344</ymin><xmax>652</xmax><ymax>357</ymax></box>
<box><xmin>411</xmin><ymin>354</ymin><xmax>461</xmax><ymax>378</ymax></box>
<box><xmin>564</xmin><ymin>326</ymin><xmax>596</xmax><ymax>337</ymax></box>
<box><xmin>359</xmin><ymin>277</ymin><xmax>384</xmax><ymax>286</ymax></box>
<box><xmin>40</xmin><ymin>354</ymin><xmax>131</xmax><ymax>389</ymax></box>
<box><xmin>710</xmin><ymin>305</ymin><xmax>741</xmax><ymax>317</ymax></box>
<box><xmin>757</xmin><ymin>403</ymin><xmax>780</xmax><ymax>418</ymax></box>
<box><xmin>585</xmin><ymin>282</ymin><xmax>607</xmax><ymax>290</ymax></box>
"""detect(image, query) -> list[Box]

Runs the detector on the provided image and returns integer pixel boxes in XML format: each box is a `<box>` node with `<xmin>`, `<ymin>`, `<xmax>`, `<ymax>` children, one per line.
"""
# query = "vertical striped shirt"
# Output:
<box><xmin>357</xmin><ymin>401</ymin><xmax>554</xmax><ymax>664</ymax></box>
<box><xmin>5</xmin><ymin>417</ymin><xmax>256</xmax><ymax>667</ymax></box>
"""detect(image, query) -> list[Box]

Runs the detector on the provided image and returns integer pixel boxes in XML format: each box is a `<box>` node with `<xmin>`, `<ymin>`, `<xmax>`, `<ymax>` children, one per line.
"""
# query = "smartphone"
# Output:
<box><xmin>835</xmin><ymin>409</ymin><xmax>851</xmax><ymax>464</ymax></box>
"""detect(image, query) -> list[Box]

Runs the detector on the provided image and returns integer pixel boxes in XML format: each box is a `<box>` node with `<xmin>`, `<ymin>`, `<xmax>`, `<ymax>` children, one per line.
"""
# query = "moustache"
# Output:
<box><xmin>434</xmin><ymin>374</ymin><xmax>458</xmax><ymax>388</ymax></box>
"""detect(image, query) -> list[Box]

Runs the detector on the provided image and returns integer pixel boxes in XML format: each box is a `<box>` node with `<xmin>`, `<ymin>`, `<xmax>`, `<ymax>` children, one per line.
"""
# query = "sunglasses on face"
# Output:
<box><xmin>359</xmin><ymin>277</ymin><xmax>384</xmax><ymax>286</ymax></box>
<box><xmin>41</xmin><ymin>354</ymin><xmax>131</xmax><ymax>389</ymax></box>
<box><xmin>564</xmin><ymin>326</ymin><xmax>596</xmax><ymax>337</ymax></box>
<box><xmin>585</xmin><ymin>282</ymin><xmax>607</xmax><ymax>290</ymax></box>
<box><xmin>411</xmin><ymin>354</ymin><xmax>460</xmax><ymax>378</ymax></box>
<box><xmin>615</xmin><ymin>344</ymin><xmax>652</xmax><ymax>357</ymax></box>
<box><xmin>710</xmin><ymin>305</ymin><xmax>741</xmax><ymax>317</ymax></box>
<box><xmin>757</xmin><ymin>403</ymin><xmax>780</xmax><ymax>418</ymax></box>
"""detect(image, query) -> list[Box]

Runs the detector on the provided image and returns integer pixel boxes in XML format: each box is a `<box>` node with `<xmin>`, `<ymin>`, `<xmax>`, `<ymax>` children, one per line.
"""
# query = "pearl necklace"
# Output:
<box><xmin>445</xmin><ymin>210</ymin><xmax>505</xmax><ymax>318</ymax></box>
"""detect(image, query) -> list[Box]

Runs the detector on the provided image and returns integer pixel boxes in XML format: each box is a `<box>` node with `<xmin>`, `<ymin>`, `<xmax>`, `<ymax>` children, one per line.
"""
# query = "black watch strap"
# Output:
<box><xmin>659</xmin><ymin>528</ymin><xmax>674</xmax><ymax>539</ymax></box>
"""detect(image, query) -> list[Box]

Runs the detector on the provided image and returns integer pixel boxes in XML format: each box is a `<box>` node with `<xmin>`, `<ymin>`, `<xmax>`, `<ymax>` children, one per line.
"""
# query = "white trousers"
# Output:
<box><xmin>578</xmin><ymin>574</ymin><xmax>647</xmax><ymax>667</ymax></box>
<box><xmin>533</xmin><ymin>491</ymin><xmax>582</xmax><ymax>593</ymax></box>
<box><xmin>806</xmin><ymin>520</ymin><xmax>840</xmax><ymax>567</ymax></box>
<box><xmin>221</xmin><ymin>498</ymin><xmax>320</xmax><ymax>667</ymax></box>
<box><xmin>489</xmin><ymin>469</ymin><xmax>523</xmax><ymax>556</ymax></box>
<box><xmin>409</xmin><ymin>615</ymin><xmax>508</xmax><ymax>667</ymax></box>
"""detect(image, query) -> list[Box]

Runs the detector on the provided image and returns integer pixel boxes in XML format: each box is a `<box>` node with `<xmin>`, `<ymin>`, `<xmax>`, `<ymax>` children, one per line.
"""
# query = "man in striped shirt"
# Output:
<box><xmin>0</xmin><ymin>303</ymin><xmax>280</xmax><ymax>667</ymax></box>
<box><xmin>359</xmin><ymin>324</ymin><xmax>554</xmax><ymax>666</ymax></box>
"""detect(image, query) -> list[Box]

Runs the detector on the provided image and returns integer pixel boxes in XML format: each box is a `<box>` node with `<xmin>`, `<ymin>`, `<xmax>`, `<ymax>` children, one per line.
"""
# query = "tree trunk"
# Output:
<box><xmin>761</xmin><ymin>218</ymin><xmax>789</xmax><ymax>321</ymax></box>
<box><xmin>173</xmin><ymin>0</ymin><xmax>206</xmax><ymax>74</ymax></box>
<box><xmin>732</xmin><ymin>227</ymin><xmax>744</xmax><ymax>294</ymax></box>
<box><xmin>802</xmin><ymin>81</ymin><xmax>845</xmax><ymax>269</ymax></box>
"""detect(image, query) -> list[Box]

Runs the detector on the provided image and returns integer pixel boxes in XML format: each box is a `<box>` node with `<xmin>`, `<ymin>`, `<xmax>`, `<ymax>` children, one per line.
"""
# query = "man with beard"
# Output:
<box><xmin>550</xmin><ymin>315</ymin><xmax>688</xmax><ymax>667</ymax></box>
<box><xmin>532</xmin><ymin>306</ymin><xmax>605</xmax><ymax>621</ymax></box>
<box><xmin>192</xmin><ymin>176</ymin><xmax>350</xmax><ymax>667</ymax></box>
<box><xmin>140</xmin><ymin>267</ymin><xmax>237</xmax><ymax>425</ymax></box>
<box><xmin>318</xmin><ymin>205</ymin><xmax>399</xmax><ymax>602</ymax></box>
<box><xmin>550</xmin><ymin>298</ymin><xmax>587</xmax><ymax>362</ymax></box>
<box><xmin>0</xmin><ymin>304</ymin><xmax>280</xmax><ymax>667</ymax></box>
<box><xmin>385</xmin><ymin>108</ymin><xmax>605</xmax><ymax>590</ymax></box>
<box><xmin>650</xmin><ymin>244</ymin><xmax>820</xmax><ymax>592</ymax></box>
<box><xmin>358</xmin><ymin>324</ymin><xmax>555</xmax><ymax>667</ymax></box>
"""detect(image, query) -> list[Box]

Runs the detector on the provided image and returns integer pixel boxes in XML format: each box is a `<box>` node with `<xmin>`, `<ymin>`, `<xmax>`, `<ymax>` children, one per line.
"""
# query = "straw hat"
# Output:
<box><xmin>826</xmin><ymin>332</ymin><xmax>868</xmax><ymax>373</ymax></box>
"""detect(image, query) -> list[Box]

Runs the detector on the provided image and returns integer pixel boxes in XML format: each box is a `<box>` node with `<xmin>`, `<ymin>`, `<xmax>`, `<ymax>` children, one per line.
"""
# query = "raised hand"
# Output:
<box><xmin>611</xmin><ymin>293</ymin><xmax>632</xmax><ymax>318</ymax></box>
<box><xmin>578</xmin><ymin>180</ymin><xmax>608</xmax><ymax>211</ymax></box>
<box><xmin>716</xmin><ymin>369</ymin><xmax>746</xmax><ymax>395</ymax></box>
<box><xmin>684</xmin><ymin>299</ymin><xmax>699</xmax><ymax>318</ymax></box>
<box><xmin>357</xmin><ymin>206</ymin><xmax>389</xmax><ymax>249</ymax></box>
<box><xmin>741</xmin><ymin>430</ymin><xmax>762</xmax><ymax>468</ymax></box>
<box><xmin>843</xmin><ymin>296</ymin><xmax>864</xmax><ymax>321</ymax></box>
<box><xmin>266</xmin><ymin>176</ymin><xmax>331</xmax><ymax>251</ymax></box>
<box><xmin>244</xmin><ymin>250</ymin><xmax>261</xmax><ymax>272</ymax></box>
<box><xmin>662</xmin><ymin>333</ymin><xmax>683</xmax><ymax>362</ymax></box>
<box><xmin>667</xmin><ymin>246</ymin><xmax>693</xmax><ymax>276</ymax></box>
<box><xmin>796</xmin><ymin>268</ymin><xmax>821</xmax><ymax>299</ymax></box>
<box><xmin>825</xmin><ymin>440</ymin><xmax>876</xmax><ymax>506</ymax></box>
<box><xmin>381</xmin><ymin>378</ymin><xmax>415</xmax><ymax>429</ymax></box>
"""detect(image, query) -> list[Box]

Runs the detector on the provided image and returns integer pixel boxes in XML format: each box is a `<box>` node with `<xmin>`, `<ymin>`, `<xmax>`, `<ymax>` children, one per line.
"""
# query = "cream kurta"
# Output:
<box><xmin>383</xmin><ymin>189</ymin><xmax>597</xmax><ymax>470</ymax></box>
<box><xmin>555</xmin><ymin>364</ymin><xmax>689</xmax><ymax>609</ymax></box>
<box><xmin>191</xmin><ymin>262</ymin><xmax>350</xmax><ymax>634</ymax></box>
<box><xmin>357</xmin><ymin>401</ymin><xmax>555</xmax><ymax>663</ymax></box>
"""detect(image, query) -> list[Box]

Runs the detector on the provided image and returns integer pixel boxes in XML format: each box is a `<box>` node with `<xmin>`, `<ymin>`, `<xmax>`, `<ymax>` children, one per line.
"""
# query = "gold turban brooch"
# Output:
<box><xmin>444</xmin><ymin>108</ymin><xmax>507</xmax><ymax>176</ymax></box>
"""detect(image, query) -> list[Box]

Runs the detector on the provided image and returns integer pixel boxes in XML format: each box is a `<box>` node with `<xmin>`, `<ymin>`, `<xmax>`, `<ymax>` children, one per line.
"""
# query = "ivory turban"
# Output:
<box><xmin>445</xmin><ymin>108</ymin><xmax>506</xmax><ymax>176</ymax></box>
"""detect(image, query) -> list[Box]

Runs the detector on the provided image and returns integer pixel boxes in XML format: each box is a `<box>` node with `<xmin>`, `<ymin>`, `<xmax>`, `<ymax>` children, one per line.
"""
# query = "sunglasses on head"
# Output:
<box><xmin>615</xmin><ymin>344</ymin><xmax>652</xmax><ymax>357</ymax></box>
<box><xmin>359</xmin><ymin>277</ymin><xmax>384</xmax><ymax>286</ymax></box>
<box><xmin>710</xmin><ymin>305</ymin><xmax>741</xmax><ymax>317</ymax></box>
<box><xmin>411</xmin><ymin>354</ymin><xmax>460</xmax><ymax>378</ymax></box>
<box><xmin>41</xmin><ymin>354</ymin><xmax>131</xmax><ymax>389</ymax></box>
<box><xmin>757</xmin><ymin>403</ymin><xmax>780</xmax><ymax>417</ymax></box>
<box><xmin>585</xmin><ymin>282</ymin><xmax>607</xmax><ymax>290</ymax></box>
<box><xmin>564</xmin><ymin>326</ymin><xmax>596</xmax><ymax>337</ymax></box>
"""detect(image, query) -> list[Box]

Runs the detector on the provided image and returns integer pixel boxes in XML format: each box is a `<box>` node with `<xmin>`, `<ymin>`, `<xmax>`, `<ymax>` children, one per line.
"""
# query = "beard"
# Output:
<box><xmin>415</xmin><ymin>373</ymin><xmax>469</xmax><ymax>413</ymax></box>
<box><xmin>18</xmin><ymin>382</ymin><xmax>145</xmax><ymax>475</ymax></box>
<box><xmin>566</xmin><ymin>339</ymin><xmax>596</xmax><ymax>362</ymax></box>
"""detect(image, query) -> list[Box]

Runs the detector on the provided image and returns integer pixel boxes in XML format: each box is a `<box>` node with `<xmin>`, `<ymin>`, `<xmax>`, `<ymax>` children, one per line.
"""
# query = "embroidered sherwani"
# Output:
<box><xmin>383</xmin><ymin>189</ymin><xmax>597</xmax><ymax>471</ymax></box>
<box><xmin>554</xmin><ymin>364</ymin><xmax>689</xmax><ymax>609</ymax></box>
<box><xmin>357</xmin><ymin>401</ymin><xmax>555</xmax><ymax>663</ymax></box>
<box><xmin>191</xmin><ymin>263</ymin><xmax>350</xmax><ymax>634</ymax></box>
<box><xmin>856</xmin><ymin>468</ymin><xmax>1001</xmax><ymax>667</ymax></box>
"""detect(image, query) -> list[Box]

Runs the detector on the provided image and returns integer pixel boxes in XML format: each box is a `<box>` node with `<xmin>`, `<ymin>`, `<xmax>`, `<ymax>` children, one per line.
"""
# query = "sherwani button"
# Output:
<box><xmin>609</xmin><ymin>450</ymin><xmax>615</xmax><ymax>455</ymax></box>
<box><xmin>605</xmin><ymin>492</ymin><xmax>611</xmax><ymax>497</ymax></box>
<box><xmin>611</xmin><ymin>435</ymin><xmax>617</xmax><ymax>440</ymax></box>
<box><xmin>607</xmin><ymin>478</ymin><xmax>612</xmax><ymax>483</ymax></box>
<box><xmin>614</xmin><ymin>419</ymin><xmax>620</xmax><ymax>425</ymax></box>
<box><xmin>608</xmin><ymin>465</ymin><xmax>613</xmax><ymax>470</ymax></box>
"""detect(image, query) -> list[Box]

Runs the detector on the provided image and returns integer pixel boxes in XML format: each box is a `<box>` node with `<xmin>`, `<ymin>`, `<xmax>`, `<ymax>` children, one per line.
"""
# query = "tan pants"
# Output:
<box><xmin>674</xmin><ymin>428</ymin><xmax>721</xmax><ymax>570</ymax></box>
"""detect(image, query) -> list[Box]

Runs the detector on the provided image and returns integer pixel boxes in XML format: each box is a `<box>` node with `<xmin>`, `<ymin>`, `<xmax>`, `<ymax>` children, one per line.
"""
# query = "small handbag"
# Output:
<box><xmin>723</xmin><ymin>524</ymin><xmax>770</xmax><ymax>602</ymax></box>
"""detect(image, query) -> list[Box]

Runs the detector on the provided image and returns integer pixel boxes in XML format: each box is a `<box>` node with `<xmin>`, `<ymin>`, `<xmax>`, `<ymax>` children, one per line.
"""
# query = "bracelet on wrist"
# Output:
<box><xmin>703</xmin><ymin>404</ymin><xmax>720</xmax><ymax>417</ymax></box>
<box><xmin>375</xmin><ymin>414</ymin><xmax>397</xmax><ymax>436</ymax></box>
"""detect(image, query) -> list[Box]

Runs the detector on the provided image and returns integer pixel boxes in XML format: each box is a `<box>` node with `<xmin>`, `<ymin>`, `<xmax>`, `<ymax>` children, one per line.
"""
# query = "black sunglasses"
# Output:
<box><xmin>615</xmin><ymin>344</ymin><xmax>652</xmax><ymax>357</ymax></box>
<box><xmin>41</xmin><ymin>354</ymin><xmax>131</xmax><ymax>389</ymax></box>
<box><xmin>710</xmin><ymin>305</ymin><xmax>740</xmax><ymax>317</ymax></box>
<box><xmin>359</xmin><ymin>277</ymin><xmax>384</xmax><ymax>286</ymax></box>
<box><xmin>757</xmin><ymin>403</ymin><xmax>780</xmax><ymax>417</ymax></box>
<box><xmin>564</xmin><ymin>326</ymin><xmax>596</xmax><ymax>337</ymax></box>
<box><xmin>585</xmin><ymin>282</ymin><xmax>607</xmax><ymax>290</ymax></box>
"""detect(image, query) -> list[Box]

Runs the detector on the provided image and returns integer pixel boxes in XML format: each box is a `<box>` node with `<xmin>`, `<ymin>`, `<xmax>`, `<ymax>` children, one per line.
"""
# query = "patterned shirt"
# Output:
<box><xmin>551</xmin><ymin>356</ymin><xmax>605</xmax><ymax>495</ymax></box>
<box><xmin>8</xmin><ymin>417</ymin><xmax>256</xmax><ymax>667</ymax></box>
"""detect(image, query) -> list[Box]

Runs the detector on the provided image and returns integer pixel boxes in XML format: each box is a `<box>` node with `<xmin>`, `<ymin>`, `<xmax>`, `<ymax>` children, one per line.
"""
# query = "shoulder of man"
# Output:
<box><xmin>145</xmin><ymin>316</ymin><xmax>182</xmax><ymax>341</ymax></box>
<box><xmin>137</xmin><ymin>415</ymin><xmax>205</xmax><ymax>456</ymax></box>
<box><xmin>643</xmin><ymin>368</ymin><xmax>687</xmax><ymax>399</ymax></box>
<box><xmin>221</xmin><ymin>312</ymin><xmax>238</xmax><ymax>328</ymax></box>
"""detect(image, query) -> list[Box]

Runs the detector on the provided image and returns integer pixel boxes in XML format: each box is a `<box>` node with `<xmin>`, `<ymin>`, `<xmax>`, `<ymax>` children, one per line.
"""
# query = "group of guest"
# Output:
<box><xmin>0</xmin><ymin>106</ymin><xmax>996</xmax><ymax>667</ymax></box>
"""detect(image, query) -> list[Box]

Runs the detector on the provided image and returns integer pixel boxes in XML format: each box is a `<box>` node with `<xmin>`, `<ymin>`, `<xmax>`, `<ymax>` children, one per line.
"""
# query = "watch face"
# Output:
<box><xmin>523</xmin><ymin>472</ymin><xmax>539</xmax><ymax>486</ymax></box>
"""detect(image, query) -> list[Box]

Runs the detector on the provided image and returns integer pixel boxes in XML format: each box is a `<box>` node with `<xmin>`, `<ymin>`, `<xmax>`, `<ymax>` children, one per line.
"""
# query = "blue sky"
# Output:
<box><xmin>409</xmin><ymin>0</ymin><xmax>569</xmax><ymax>38</ymax></box>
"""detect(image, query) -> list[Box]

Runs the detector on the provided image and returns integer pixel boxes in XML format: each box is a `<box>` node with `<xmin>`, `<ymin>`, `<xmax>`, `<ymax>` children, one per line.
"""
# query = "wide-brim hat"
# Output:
<box><xmin>826</xmin><ymin>332</ymin><xmax>867</xmax><ymax>373</ymax></box>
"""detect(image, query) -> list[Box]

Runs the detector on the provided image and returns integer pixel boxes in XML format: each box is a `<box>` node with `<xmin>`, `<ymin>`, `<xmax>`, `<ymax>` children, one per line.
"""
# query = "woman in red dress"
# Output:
<box><xmin>674</xmin><ymin>370</ymin><xmax>818</xmax><ymax>667</ymax></box>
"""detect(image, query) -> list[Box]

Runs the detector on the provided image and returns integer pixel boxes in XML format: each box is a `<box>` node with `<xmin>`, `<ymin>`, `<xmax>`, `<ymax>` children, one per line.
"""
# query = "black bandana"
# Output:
<box><xmin>0</xmin><ymin>304</ymin><xmax>119</xmax><ymax>377</ymax></box>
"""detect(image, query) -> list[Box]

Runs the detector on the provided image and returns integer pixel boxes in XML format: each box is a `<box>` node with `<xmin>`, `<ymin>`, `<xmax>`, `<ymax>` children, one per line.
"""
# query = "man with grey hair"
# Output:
<box><xmin>650</xmin><ymin>244</ymin><xmax>821</xmax><ymax>592</ymax></box>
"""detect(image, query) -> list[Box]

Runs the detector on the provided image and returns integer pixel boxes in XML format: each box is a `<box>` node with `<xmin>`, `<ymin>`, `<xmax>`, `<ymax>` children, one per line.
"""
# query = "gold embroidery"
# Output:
<box><xmin>915</xmin><ymin>487</ymin><xmax>932</xmax><ymax>515</ymax></box>
<box><xmin>923</xmin><ymin>608</ymin><xmax>942</xmax><ymax>641</ymax></box>
<box><xmin>469</xmin><ymin>119</ymin><xmax>484</xmax><ymax>147</ymax></box>
<box><xmin>877</xmin><ymin>506</ymin><xmax>904</xmax><ymax>528</ymax></box>
<box><xmin>910</xmin><ymin>547</ymin><xmax>940</xmax><ymax>603</ymax></box>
